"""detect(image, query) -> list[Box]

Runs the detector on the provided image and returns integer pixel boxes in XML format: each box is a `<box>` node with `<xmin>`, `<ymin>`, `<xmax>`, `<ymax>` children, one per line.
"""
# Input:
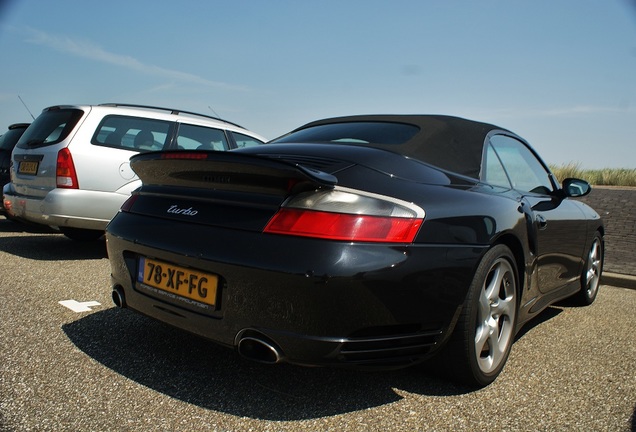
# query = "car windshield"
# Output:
<box><xmin>273</xmin><ymin>122</ymin><xmax>420</xmax><ymax>145</ymax></box>
<box><xmin>16</xmin><ymin>108</ymin><xmax>84</xmax><ymax>149</ymax></box>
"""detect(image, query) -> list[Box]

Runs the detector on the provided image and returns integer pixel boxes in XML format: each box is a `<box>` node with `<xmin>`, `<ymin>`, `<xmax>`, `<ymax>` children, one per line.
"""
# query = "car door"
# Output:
<box><xmin>485</xmin><ymin>134</ymin><xmax>588</xmax><ymax>294</ymax></box>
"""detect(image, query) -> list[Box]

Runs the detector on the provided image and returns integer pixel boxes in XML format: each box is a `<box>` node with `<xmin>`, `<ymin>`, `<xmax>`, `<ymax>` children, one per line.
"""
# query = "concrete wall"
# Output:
<box><xmin>576</xmin><ymin>186</ymin><xmax>635</xmax><ymax>276</ymax></box>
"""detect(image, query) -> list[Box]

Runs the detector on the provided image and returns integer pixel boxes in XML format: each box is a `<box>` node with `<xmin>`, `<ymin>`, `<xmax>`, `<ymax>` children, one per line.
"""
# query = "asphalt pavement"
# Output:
<box><xmin>1</xmin><ymin>218</ymin><xmax>634</xmax><ymax>431</ymax></box>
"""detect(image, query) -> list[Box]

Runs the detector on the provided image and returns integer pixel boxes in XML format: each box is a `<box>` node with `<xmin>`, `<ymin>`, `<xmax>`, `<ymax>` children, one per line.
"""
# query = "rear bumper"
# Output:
<box><xmin>233</xmin><ymin>326</ymin><xmax>446</xmax><ymax>368</ymax></box>
<box><xmin>106</xmin><ymin>212</ymin><xmax>487</xmax><ymax>367</ymax></box>
<box><xmin>3</xmin><ymin>184</ymin><xmax>127</xmax><ymax>230</ymax></box>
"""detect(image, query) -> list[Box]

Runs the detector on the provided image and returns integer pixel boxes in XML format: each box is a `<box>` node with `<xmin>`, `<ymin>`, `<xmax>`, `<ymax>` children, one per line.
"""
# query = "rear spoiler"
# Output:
<box><xmin>129</xmin><ymin>150</ymin><xmax>338</xmax><ymax>196</ymax></box>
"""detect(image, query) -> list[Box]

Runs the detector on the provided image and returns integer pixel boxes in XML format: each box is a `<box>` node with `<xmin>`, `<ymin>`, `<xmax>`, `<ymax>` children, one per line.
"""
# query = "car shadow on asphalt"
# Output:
<box><xmin>0</xmin><ymin>216</ymin><xmax>59</xmax><ymax>233</ymax></box>
<box><xmin>62</xmin><ymin>307</ymin><xmax>478</xmax><ymax>420</ymax></box>
<box><xmin>514</xmin><ymin>306</ymin><xmax>563</xmax><ymax>342</ymax></box>
<box><xmin>0</xmin><ymin>219</ymin><xmax>107</xmax><ymax>260</ymax></box>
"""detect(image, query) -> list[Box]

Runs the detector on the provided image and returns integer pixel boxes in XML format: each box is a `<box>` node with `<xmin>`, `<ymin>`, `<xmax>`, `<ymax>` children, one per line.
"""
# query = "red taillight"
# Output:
<box><xmin>120</xmin><ymin>194</ymin><xmax>138</xmax><ymax>213</ymax></box>
<box><xmin>56</xmin><ymin>148</ymin><xmax>79</xmax><ymax>189</ymax></box>
<box><xmin>265</xmin><ymin>208</ymin><xmax>422</xmax><ymax>242</ymax></box>
<box><xmin>263</xmin><ymin>188</ymin><xmax>425</xmax><ymax>243</ymax></box>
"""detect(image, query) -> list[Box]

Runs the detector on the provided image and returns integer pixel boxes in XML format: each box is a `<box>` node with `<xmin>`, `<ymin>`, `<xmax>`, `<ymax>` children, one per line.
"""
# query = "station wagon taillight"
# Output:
<box><xmin>56</xmin><ymin>148</ymin><xmax>79</xmax><ymax>189</ymax></box>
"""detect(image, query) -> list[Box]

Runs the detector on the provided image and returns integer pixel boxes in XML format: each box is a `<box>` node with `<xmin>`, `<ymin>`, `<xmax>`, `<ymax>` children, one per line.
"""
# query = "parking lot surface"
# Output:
<box><xmin>1</xmin><ymin>218</ymin><xmax>635</xmax><ymax>431</ymax></box>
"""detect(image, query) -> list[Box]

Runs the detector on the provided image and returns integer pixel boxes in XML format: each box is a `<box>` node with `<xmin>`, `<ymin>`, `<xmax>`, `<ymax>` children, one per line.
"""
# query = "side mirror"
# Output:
<box><xmin>561</xmin><ymin>178</ymin><xmax>591</xmax><ymax>197</ymax></box>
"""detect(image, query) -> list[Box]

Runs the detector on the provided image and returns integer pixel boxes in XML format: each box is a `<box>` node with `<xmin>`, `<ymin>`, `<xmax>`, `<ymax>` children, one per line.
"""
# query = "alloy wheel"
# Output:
<box><xmin>475</xmin><ymin>257</ymin><xmax>517</xmax><ymax>374</ymax></box>
<box><xmin>584</xmin><ymin>237</ymin><xmax>602</xmax><ymax>299</ymax></box>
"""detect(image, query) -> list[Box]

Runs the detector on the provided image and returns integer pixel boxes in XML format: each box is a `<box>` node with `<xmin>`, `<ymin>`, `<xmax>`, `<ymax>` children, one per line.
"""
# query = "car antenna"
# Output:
<box><xmin>18</xmin><ymin>95</ymin><xmax>36</xmax><ymax>120</ymax></box>
<box><xmin>208</xmin><ymin>105</ymin><xmax>222</xmax><ymax>119</ymax></box>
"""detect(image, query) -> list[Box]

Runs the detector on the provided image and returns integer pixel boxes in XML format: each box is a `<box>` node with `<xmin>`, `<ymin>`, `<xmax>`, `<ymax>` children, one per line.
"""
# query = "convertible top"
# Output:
<box><xmin>275</xmin><ymin>115</ymin><xmax>514</xmax><ymax>179</ymax></box>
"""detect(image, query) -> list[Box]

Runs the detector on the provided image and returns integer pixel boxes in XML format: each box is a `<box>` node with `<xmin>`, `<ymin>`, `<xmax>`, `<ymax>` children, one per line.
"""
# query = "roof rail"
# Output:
<box><xmin>98</xmin><ymin>103</ymin><xmax>244</xmax><ymax>129</ymax></box>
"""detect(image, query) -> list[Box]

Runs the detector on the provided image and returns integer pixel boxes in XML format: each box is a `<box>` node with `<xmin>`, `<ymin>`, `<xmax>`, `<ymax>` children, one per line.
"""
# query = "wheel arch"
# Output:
<box><xmin>596</xmin><ymin>225</ymin><xmax>605</xmax><ymax>238</ymax></box>
<box><xmin>492</xmin><ymin>233</ymin><xmax>525</xmax><ymax>296</ymax></box>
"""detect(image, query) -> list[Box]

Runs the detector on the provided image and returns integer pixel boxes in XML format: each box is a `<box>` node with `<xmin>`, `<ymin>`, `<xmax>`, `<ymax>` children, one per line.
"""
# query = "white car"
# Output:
<box><xmin>3</xmin><ymin>103</ymin><xmax>266</xmax><ymax>240</ymax></box>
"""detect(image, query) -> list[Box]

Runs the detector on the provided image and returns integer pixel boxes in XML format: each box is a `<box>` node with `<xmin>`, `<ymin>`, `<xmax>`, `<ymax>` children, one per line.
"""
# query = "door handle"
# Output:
<box><xmin>536</xmin><ymin>214</ymin><xmax>548</xmax><ymax>230</ymax></box>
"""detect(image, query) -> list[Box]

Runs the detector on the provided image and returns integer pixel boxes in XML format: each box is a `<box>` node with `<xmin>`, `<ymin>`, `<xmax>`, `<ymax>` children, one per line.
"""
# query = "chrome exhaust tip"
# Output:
<box><xmin>112</xmin><ymin>287</ymin><xmax>126</xmax><ymax>308</ymax></box>
<box><xmin>237</xmin><ymin>336</ymin><xmax>283</xmax><ymax>364</ymax></box>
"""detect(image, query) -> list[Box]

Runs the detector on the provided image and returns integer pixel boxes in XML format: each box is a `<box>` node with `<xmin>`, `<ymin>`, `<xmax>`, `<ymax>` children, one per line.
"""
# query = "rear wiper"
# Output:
<box><xmin>23</xmin><ymin>139</ymin><xmax>45</xmax><ymax>147</ymax></box>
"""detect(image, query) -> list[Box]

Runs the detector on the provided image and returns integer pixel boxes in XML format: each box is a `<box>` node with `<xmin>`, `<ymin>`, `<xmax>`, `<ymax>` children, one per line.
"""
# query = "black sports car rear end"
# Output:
<box><xmin>106</xmin><ymin>115</ymin><xmax>603</xmax><ymax>387</ymax></box>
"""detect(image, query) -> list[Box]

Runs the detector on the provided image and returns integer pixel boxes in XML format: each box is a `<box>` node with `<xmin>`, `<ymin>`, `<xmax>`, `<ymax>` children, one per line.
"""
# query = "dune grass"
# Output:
<box><xmin>549</xmin><ymin>163</ymin><xmax>636</xmax><ymax>187</ymax></box>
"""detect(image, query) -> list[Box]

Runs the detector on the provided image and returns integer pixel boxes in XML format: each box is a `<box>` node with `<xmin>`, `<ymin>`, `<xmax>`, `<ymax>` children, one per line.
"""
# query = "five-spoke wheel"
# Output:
<box><xmin>575</xmin><ymin>233</ymin><xmax>603</xmax><ymax>305</ymax></box>
<box><xmin>475</xmin><ymin>256</ymin><xmax>516</xmax><ymax>375</ymax></box>
<box><xmin>444</xmin><ymin>244</ymin><xmax>518</xmax><ymax>387</ymax></box>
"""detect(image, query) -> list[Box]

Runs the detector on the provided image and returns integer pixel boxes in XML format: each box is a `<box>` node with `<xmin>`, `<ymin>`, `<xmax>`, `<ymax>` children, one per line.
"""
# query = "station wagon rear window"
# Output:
<box><xmin>16</xmin><ymin>108</ymin><xmax>84</xmax><ymax>149</ymax></box>
<box><xmin>232</xmin><ymin>131</ymin><xmax>264</xmax><ymax>148</ymax></box>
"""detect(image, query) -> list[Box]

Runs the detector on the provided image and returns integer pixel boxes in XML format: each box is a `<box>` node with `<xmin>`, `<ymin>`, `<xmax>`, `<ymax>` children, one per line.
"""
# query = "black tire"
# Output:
<box><xmin>60</xmin><ymin>227</ymin><xmax>104</xmax><ymax>241</ymax></box>
<box><xmin>444</xmin><ymin>244</ymin><xmax>518</xmax><ymax>387</ymax></box>
<box><xmin>573</xmin><ymin>233</ymin><xmax>603</xmax><ymax>306</ymax></box>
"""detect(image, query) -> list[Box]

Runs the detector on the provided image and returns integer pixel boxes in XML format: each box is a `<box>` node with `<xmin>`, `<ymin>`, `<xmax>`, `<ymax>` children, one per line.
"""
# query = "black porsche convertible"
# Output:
<box><xmin>105</xmin><ymin>115</ymin><xmax>603</xmax><ymax>387</ymax></box>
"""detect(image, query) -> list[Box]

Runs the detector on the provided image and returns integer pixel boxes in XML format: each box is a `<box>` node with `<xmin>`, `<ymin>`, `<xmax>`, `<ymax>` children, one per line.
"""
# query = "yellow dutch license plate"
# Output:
<box><xmin>138</xmin><ymin>257</ymin><xmax>218</xmax><ymax>307</ymax></box>
<box><xmin>18</xmin><ymin>161</ymin><xmax>39</xmax><ymax>175</ymax></box>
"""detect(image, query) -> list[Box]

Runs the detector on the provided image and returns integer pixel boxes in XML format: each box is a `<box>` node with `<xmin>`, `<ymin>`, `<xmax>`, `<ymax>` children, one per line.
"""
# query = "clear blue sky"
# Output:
<box><xmin>1</xmin><ymin>0</ymin><xmax>635</xmax><ymax>168</ymax></box>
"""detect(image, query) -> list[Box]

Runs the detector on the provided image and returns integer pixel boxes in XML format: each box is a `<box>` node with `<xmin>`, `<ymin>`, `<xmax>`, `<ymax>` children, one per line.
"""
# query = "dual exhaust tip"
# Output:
<box><xmin>111</xmin><ymin>287</ymin><xmax>283</xmax><ymax>365</ymax></box>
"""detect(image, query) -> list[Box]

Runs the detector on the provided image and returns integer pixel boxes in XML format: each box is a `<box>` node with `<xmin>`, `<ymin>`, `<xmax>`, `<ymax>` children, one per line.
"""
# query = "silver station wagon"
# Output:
<box><xmin>3</xmin><ymin>103</ymin><xmax>265</xmax><ymax>240</ymax></box>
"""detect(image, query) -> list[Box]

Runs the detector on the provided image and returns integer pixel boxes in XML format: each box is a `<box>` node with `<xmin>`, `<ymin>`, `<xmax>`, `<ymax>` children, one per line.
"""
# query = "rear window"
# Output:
<box><xmin>273</xmin><ymin>122</ymin><xmax>420</xmax><ymax>145</ymax></box>
<box><xmin>16</xmin><ymin>109</ymin><xmax>84</xmax><ymax>149</ymax></box>
<box><xmin>232</xmin><ymin>131</ymin><xmax>264</xmax><ymax>148</ymax></box>
<box><xmin>175</xmin><ymin>124</ymin><xmax>229</xmax><ymax>150</ymax></box>
<box><xmin>0</xmin><ymin>125</ymin><xmax>29</xmax><ymax>151</ymax></box>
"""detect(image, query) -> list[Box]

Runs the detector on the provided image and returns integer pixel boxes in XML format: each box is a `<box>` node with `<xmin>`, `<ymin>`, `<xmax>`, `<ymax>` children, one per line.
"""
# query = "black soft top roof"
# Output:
<box><xmin>276</xmin><ymin>115</ymin><xmax>513</xmax><ymax>179</ymax></box>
